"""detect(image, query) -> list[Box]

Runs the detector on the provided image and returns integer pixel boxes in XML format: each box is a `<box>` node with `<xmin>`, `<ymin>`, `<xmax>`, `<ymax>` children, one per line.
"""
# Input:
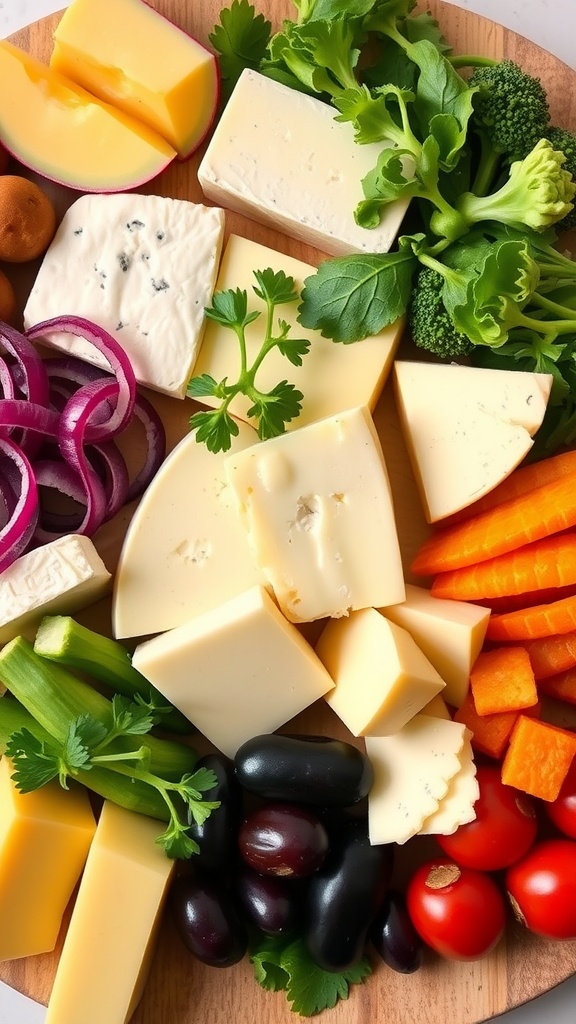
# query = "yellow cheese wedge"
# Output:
<box><xmin>45</xmin><ymin>801</ymin><xmax>175</xmax><ymax>1024</ymax></box>
<box><xmin>0</xmin><ymin>41</ymin><xmax>176</xmax><ymax>191</ymax></box>
<box><xmin>51</xmin><ymin>0</ymin><xmax>219</xmax><ymax>158</ymax></box>
<box><xmin>0</xmin><ymin>756</ymin><xmax>96</xmax><ymax>961</ymax></box>
<box><xmin>316</xmin><ymin>609</ymin><xmax>446</xmax><ymax>736</ymax></box>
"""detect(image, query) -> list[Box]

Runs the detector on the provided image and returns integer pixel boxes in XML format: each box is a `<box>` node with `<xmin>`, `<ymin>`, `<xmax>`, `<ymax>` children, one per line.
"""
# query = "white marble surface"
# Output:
<box><xmin>0</xmin><ymin>0</ymin><xmax>575</xmax><ymax>1021</ymax></box>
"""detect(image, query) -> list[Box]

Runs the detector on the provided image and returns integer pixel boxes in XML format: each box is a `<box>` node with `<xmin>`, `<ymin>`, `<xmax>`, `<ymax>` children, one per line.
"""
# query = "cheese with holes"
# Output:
<box><xmin>24</xmin><ymin>193</ymin><xmax>225</xmax><ymax>397</ymax></box>
<box><xmin>393</xmin><ymin>361</ymin><xmax>553</xmax><ymax>521</ymax></box>
<box><xmin>0</xmin><ymin>756</ymin><xmax>96</xmax><ymax>960</ymax></box>
<box><xmin>380</xmin><ymin>584</ymin><xmax>490</xmax><ymax>708</ymax></box>
<box><xmin>132</xmin><ymin>585</ymin><xmax>334</xmax><ymax>758</ymax></box>
<box><xmin>198</xmin><ymin>68</ymin><xmax>408</xmax><ymax>257</ymax></box>
<box><xmin>225</xmin><ymin>406</ymin><xmax>405</xmax><ymax>623</ymax></box>
<box><xmin>45</xmin><ymin>801</ymin><xmax>175</xmax><ymax>1024</ymax></box>
<box><xmin>51</xmin><ymin>0</ymin><xmax>218</xmax><ymax>158</ymax></box>
<box><xmin>418</xmin><ymin>729</ymin><xmax>479</xmax><ymax>835</ymax></box>
<box><xmin>0</xmin><ymin>534</ymin><xmax>111</xmax><ymax>646</ymax></box>
<box><xmin>366</xmin><ymin>715</ymin><xmax>467</xmax><ymax>845</ymax></box>
<box><xmin>191</xmin><ymin>233</ymin><xmax>402</xmax><ymax>429</ymax></box>
<box><xmin>316</xmin><ymin>609</ymin><xmax>445</xmax><ymax>736</ymax></box>
<box><xmin>0</xmin><ymin>41</ymin><xmax>175</xmax><ymax>192</ymax></box>
<box><xmin>113</xmin><ymin>419</ymin><xmax>266</xmax><ymax>639</ymax></box>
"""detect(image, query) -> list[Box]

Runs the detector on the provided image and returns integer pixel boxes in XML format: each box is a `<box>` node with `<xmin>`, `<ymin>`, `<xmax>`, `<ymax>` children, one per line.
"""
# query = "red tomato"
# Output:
<box><xmin>437</xmin><ymin>765</ymin><xmax>537</xmax><ymax>870</ymax></box>
<box><xmin>506</xmin><ymin>838</ymin><xmax>576</xmax><ymax>940</ymax></box>
<box><xmin>544</xmin><ymin>760</ymin><xmax>576</xmax><ymax>840</ymax></box>
<box><xmin>406</xmin><ymin>859</ymin><xmax>506</xmax><ymax>961</ymax></box>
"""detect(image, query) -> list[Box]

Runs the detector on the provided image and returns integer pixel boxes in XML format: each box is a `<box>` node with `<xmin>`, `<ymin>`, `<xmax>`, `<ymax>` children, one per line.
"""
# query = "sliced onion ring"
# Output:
<box><xmin>0</xmin><ymin>437</ymin><xmax>39</xmax><ymax>572</ymax></box>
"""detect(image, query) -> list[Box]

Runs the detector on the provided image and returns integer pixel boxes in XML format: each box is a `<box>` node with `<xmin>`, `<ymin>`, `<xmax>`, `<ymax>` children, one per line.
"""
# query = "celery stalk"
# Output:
<box><xmin>34</xmin><ymin>615</ymin><xmax>192</xmax><ymax>735</ymax></box>
<box><xmin>0</xmin><ymin>637</ymin><xmax>197</xmax><ymax>780</ymax></box>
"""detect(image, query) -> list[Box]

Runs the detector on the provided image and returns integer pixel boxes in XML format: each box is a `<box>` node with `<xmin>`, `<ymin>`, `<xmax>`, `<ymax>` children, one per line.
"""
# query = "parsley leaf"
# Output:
<box><xmin>5</xmin><ymin>728</ymin><xmax>64</xmax><ymax>791</ymax></box>
<box><xmin>250</xmin><ymin>933</ymin><xmax>372</xmax><ymax>1016</ymax></box>
<box><xmin>209</xmin><ymin>0</ymin><xmax>272</xmax><ymax>99</ymax></box>
<box><xmin>188</xmin><ymin>269</ymin><xmax>311</xmax><ymax>452</ymax></box>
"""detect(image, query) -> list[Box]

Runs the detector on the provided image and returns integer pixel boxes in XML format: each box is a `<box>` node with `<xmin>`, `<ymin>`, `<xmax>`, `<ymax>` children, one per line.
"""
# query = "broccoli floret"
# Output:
<box><xmin>408</xmin><ymin>267</ymin><xmax>473</xmax><ymax>358</ymax></box>
<box><xmin>548</xmin><ymin>126</ymin><xmax>576</xmax><ymax>231</ymax></box>
<box><xmin>469</xmin><ymin>60</ymin><xmax>550</xmax><ymax>162</ymax></box>
<box><xmin>431</xmin><ymin>139</ymin><xmax>576</xmax><ymax>239</ymax></box>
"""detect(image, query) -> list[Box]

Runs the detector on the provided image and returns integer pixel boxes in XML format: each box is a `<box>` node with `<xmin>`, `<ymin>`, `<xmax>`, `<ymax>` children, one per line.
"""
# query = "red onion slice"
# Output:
<box><xmin>127</xmin><ymin>392</ymin><xmax>167</xmax><ymax>502</ymax></box>
<box><xmin>0</xmin><ymin>437</ymin><xmax>39</xmax><ymax>572</ymax></box>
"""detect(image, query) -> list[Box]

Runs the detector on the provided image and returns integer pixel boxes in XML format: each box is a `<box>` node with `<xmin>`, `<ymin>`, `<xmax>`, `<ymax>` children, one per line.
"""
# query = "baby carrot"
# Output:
<box><xmin>411</xmin><ymin>470</ymin><xmax>576</xmax><ymax>576</ymax></box>
<box><xmin>445</xmin><ymin>449</ymin><xmax>576</xmax><ymax>525</ymax></box>
<box><xmin>522</xmin><ymin>630</ymin><xmax>576</xmax><ymax>680</ymax></box>
<box><xmin>431</xmin><ymin>533</ymin><xmax>576</xmax><ymax>601</ymax></box>
<box><xmin>487</xmin><ymin>593</ymin><xmax>576</xmax><ymax>642</ymax></box>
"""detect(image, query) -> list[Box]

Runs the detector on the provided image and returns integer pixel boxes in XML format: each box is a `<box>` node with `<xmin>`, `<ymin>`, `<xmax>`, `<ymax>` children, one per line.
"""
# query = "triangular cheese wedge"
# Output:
<box><xmin>393</xmin><ymin>361</ymin><xmax>552</xmax><ymax>522</ymax></box>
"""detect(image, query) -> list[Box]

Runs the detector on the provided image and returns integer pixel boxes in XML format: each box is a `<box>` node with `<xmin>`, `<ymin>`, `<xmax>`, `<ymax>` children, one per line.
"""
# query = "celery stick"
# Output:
<box><xmin>34</xmin><ymin>616</ymin><xmax>192</xmax><ymax>735</ymax></box>
<box><xmin>0</xmin><ymin>637</ymin><xmax>197</xmax><ymax>780</ymax></box>
<box><xmin>0</xmin><ymin>694</ymin><xmax>170</xmax><ymax>822</ymax></box>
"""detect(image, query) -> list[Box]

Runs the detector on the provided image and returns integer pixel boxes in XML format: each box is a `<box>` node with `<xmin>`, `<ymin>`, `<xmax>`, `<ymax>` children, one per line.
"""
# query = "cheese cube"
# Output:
<box><xmin>113</xmin><ymin>419</ymin><xmax>266</xmax><ymax>639</ymax></box>
<box><xmin>366</xmin><ymin>715</ymin><xmax>467</xmax><ymax>845</ymax></box>
<box><xmin>132</xmin><ymin>586</ymin><xmax>334</xmax><ymax>758</ymax></box>
<box><xmin>23</xmin><ymin>193</ymin><xmax>225</xmax><ymax>398</ymax></box>
<box><xmin>0</xmin><ymin>756</ymin><xmax>96</xmax><ymax>960</ymax></box>
<box><xmin>45</xmin><ymin>801</ymin><xmax>175</xmax><ymax>1024</ymax></box>
<box><xmin>418</xmin><ymin>730</ymin><xmax>479</xmax><ymax>836</ymax></box>
<box><xmin>393</xmin><ymin>361</ymin><xmax>553</xmax><ymax>521</ymax></box>
<box><xmin>225</xmin><ymin>406</ymin><xmax>405</xmax><ymax>623</ymax></box>
<box><xmin>380</xmin><ymin>584</ymin><xmax>490</xmax><ymax>708</ymax></box>
<box><xmin>316</xmin><ymin>610</ymin><xmax>445</xmax><ymax>736</ymax></box>
<box><xmin>0</xmin><ymin>534</ymin><xmax>111</xmax><ymax>646</ymax></box>
<box><xmin>198</xmin><ymin>68</ymin><xmax>408</xmax><ymax>257</ymax></box>
<box><xmin>191</xmin><ymin>234</ymin><xmax>402</xmax><ymax>430</ymax></box>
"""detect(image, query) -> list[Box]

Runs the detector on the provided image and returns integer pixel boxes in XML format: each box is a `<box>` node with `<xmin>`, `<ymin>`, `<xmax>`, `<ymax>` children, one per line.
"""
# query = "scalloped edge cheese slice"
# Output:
<box><xmin>418</xmin><ymin>730</ymin><xmax>479</xmax><ymax>836</ymax></box>
<box><xmin>393</xmin><ymin>361</ymin><xmax>553</xmax><ymax>522</ymax></box>
<box><xmin>365</xmin><ymin>715</ymin><xmax>467</xmax><ymax>845</ymax></box>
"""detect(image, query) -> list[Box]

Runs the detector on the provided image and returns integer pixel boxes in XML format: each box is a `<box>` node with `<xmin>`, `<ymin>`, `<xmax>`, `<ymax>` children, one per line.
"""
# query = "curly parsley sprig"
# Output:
<box><xmin>188</xmin><ymin>268</ymin><xmax>311</xmax><ymax>453</ymax></box>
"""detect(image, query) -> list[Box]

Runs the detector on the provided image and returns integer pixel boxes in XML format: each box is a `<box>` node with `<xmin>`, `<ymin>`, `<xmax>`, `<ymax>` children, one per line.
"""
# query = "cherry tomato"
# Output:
<box><xmin>437</xmin><ymin>765</ymin><xmax>537</xmax><ymax>871</ymax></box>
<box><xmin>506</xmin><ymin>838</ymin><xmax>576</xmax><ymax>940</ymax></box>
<box><xmin>544</xmin><ymin>760</ymin><xmax>576</xmax><ymax>840</ymax></box>
<box><xmin>406</xmin><ymin>859</ymin><xmax>506</xmax><ymax>961</ymax></box>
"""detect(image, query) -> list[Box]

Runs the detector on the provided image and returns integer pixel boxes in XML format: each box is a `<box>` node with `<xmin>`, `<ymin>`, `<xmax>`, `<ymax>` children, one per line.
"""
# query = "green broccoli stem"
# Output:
<box><xmin>33</xmin><ymin>616</ymin><xmax>192</xmax><ymax>736</ymax></box>
<box><xmin>449</xmin><ymin>55</ymin><xmax>498</xmax><ymax>69</ymax></box>
<box><xmin>471</xmin><ymin>129</ymin><xmax>504</xmax><ymax>197</ymax></box>
<box><xmin>505</xmin><ymin>299</ymin><xmax>576</xmax><ymax>338</ymax></box>
<box><xmin>530</xmin><ymin>291</ymin><xmax>576</xmax><ymax>323</ymax></box>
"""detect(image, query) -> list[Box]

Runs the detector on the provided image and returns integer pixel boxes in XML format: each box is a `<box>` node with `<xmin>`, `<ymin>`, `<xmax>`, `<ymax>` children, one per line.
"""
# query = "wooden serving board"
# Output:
<box><xmin>2</xmin><ymin>1</ymin><xmax>576</xmax><ymax>1022</ymax></box>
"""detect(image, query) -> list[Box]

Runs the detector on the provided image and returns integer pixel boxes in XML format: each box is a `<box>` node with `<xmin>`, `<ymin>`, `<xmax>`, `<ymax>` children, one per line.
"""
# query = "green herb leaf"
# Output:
<box><xmin>189</xmin><ymin>407</ymin><xmax>241</xmax><ymax>453</ymax></box>
<box><xmin>5</xmin><ymin>728</ymin><xmax>62</xmax><ymax>792</ymax></box>
<box><xmin>247</xmin><ymin>380</ymin><xmax>304</xmax><ymax>440</ymax></box>
<box><xmin>298</xmin><ymin>248</ymin><xmax>417</xmax><ymax>342</ymax></box>
<box><xmin>209</xmin><ymin>0</ymin><xmax>272</xmax><ymax>98</ymax></box>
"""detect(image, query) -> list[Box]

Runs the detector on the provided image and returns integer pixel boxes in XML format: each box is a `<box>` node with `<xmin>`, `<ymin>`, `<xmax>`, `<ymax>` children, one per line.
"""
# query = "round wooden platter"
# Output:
<box><xmin>2</xmin><ymin>1</ymin><xmax>576</xmax><ymax>1022</ymax></box>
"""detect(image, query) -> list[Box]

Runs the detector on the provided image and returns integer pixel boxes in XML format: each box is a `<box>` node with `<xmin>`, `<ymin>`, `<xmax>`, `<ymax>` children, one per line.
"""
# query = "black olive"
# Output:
<box><xmin>171</xmin><ymin>872</ymin><xmax>248</xmax><ymax>968</ymax></box>
<box><xmin>187</xmin><ymin>752</ymin><xmax>243</xmax><ymax>871</ymax></box>
<box><xmin>369</xmin><ymin>889</ymin><xmax>424</xmax><ymax>974</ymax></box>
<box><xmin>234</xmin><ymin>733</ymin><xmax>373</xmax><ymax>807</ymax></box>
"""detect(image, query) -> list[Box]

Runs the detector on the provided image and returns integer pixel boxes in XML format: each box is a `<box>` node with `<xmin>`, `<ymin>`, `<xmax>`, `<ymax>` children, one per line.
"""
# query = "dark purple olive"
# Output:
<box><xmin>369</xmin><ymin>889</ymin><xmax>424</xmax><ymax>974</ymax></box>
<box><xmin>238</xmin><ymin>802</ymin><xmax>329</xmax><ymax>878</ymax></box>
<box><xmin>235</xmin><ymin>865</ymin><xmax>301</xmax><ymax>935</ymax></box>
<box><xmin>171</xmin><ymin>873</ymin><xmax>248</xmax><ymax>967</ymax></box>
<box><xmin>304</xmin><ymin>819</ymin><xmax>394</xmax><ymax>972</ymax></box>
<box><xmin>234</xmin><ymin>733</ymin><xmax>373</xmax><ymax>807</ymax></box>
<box><xmin>187</xmin><ymin>753</ymin><xmax>243</xmax><ymax>871</ymax></box>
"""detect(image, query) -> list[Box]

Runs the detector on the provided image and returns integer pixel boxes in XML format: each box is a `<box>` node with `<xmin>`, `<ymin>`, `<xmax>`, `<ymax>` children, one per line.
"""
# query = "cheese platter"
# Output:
<box><xmin>1</xmin><ymin>1</ymin><xmax>576</xmax><ymax>1022</ymax></box>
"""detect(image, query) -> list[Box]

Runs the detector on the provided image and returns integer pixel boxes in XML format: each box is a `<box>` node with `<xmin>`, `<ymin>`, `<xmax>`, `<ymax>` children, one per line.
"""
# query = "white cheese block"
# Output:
<box><xmin>418</xmin><ymin>730</ymin><xmax>479</xmax><ymax>836</ymax></box>
<box><xmin>421</xmin><ymin>693</ymin><xmax>452</xmax><ymax>720</ymax></box>
<box><xmin>23</xmin><ymin>193</ymin><xmax>225</xmax><ymax>398</ymax></box>
<box><xmin>0</xmin><ymin>534</ymin><xmax>111</xmax><ymax>646</ymax></box>
<box><xmin>315</xmin><ymin>609</ymin><xmax>445</xmax><ymax>736</ymax></box>
<box><xmin>191</xmin><ymin>234</ymin><xmax>402</xmax><ymax>429</ymax></box>
<box><xmin>380</xmin><ymin>584</ymin><xmax>490</xmax><ymax>708</ymax></box>
<box><xmin>198</xmin><ymin>68</ymin><xmax>408</xmax><ymax>257</ymax></box>
<box><xmin>132</xmin><ymin>585</ymin><xmax>334</xmax><ymax>758</ymax></box>
<box><xmin>366</xmin><ymin>715</ymin><xmax>467</xmax><ymax>845</ymax></box>
<box><xmin>393</xmin><ymin>361</ymin><xmax>553</xmax><ymax>521</ymax></box>
<box><xmin>225</xmin><ymin>406</ymin><xmax>405</xmax><ymax>623</ymax></box>
<box><xmin>113</xmin><ymin>419</ymin><xmax>266</xmax><ymax>639</ymax></box>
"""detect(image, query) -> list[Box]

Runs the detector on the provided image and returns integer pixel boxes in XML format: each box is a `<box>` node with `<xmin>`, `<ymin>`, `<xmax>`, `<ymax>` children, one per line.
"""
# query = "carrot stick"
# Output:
<box><xmin>445</xmin><ymin>450</ymin><xmax>576</xmax><ymax>525</ymax></box>
<box><xmin>522</xmin><ymin>630</ymin><xmax>576</xmax><ymax>679</ymax></box>
<box><xmin>487</xmin><ymin>593</ymin><xmax>576</xmax><ymax>642</ymax></box>
<box><xmin>411</xmin><ymin>471</ymin><xmax>576</xmax><ymax>576</ymax></box>
<box><xmin>538</xmin><ymin>667</ymin><xmax>576</xmax><ymax>705</ymax></box>
<box><xmin>430</xmin><ymin>533</ymin><xmax>576</xmax><ymax>601</ymax></box>
<box><xmin>478</xmin><ymin>582</ymin><xmax>576</xmax><ymax>614</ymax></box>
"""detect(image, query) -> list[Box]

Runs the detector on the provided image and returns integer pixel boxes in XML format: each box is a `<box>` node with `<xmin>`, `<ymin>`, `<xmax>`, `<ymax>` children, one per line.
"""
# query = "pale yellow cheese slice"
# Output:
<box><xmin>418</xmin><ymin>730</ymin><xmax>479</xmax><ymax>836</ymax></box>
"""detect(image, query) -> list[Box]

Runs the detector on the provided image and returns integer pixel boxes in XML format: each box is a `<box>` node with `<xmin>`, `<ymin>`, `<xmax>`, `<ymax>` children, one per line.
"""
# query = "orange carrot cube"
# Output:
<box><xmin>538</xmin><ymin>667</ymin><xmax>576</xmax><ymax>705</ymax></box>
<box><xmin>470</xmin><ymin>646</ymin><xmax>538</xmax><ymax>716</ymax></box>
<box><xmin>454</xmin><ymin>691</ymin><xmax>519</xmax><ymax>759</ymax></box>
<box><xmin>501</xmin><ymin>716</ymin><xmax>576</xmax><ymax>801</ymax></box>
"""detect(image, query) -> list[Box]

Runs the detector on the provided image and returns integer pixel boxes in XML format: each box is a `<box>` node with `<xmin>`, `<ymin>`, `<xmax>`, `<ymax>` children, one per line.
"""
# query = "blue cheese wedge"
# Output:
<box><xmin>0</xmin><ymin>534</ymin><xmax>111</xmax><ymax>646</ymax></box>
<box><xmin>23</xmin><ymin>193</ymin><xmax>225</xmax><ymax>398</ymax></box>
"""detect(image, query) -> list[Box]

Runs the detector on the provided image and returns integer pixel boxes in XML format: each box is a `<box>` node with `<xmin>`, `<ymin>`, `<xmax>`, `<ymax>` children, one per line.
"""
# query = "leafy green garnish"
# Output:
<box><xmin>250</xmin><ymin>932</ymin><xmax>372</xmax><ymax>1016</ymax></box>
<box><xmin>188</xmin><ymin>269</ymin><xmax>311</xmax><ymax>452</ymax></box>
<box><xmin>209</xmin><ymin>0</ymin><xmax>272</xmax><ymax>99</ymax></box>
